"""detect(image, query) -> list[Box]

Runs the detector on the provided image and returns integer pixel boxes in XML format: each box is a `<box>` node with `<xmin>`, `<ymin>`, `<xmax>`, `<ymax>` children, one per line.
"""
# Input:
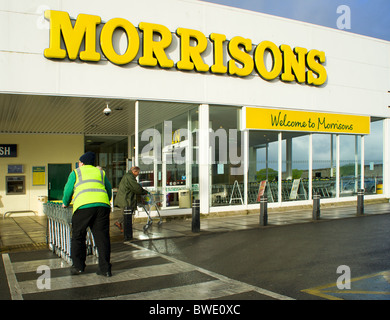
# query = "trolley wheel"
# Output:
<box><xmin>143</xmin><ymin>224</ymin><xmax>149</xmax><ymax>232</ymax></box>
<box><xmin>158</xmin><ymin>220</ymin><xmax>163</xmax><ymax>226</ymax></box>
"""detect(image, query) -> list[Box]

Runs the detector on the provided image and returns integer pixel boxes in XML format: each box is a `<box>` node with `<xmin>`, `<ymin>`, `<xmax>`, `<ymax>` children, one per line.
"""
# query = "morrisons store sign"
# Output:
<box><xmin>43</xmin><ymin>10</ymin><xmax>327</xmax><ymax>86</ymax></box>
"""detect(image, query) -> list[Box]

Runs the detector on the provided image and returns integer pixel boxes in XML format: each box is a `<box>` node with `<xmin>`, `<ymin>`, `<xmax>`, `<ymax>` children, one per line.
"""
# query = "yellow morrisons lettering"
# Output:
<box><xmin>44</xmin><ymin>10</ymin><xmax>327</xmax><ymax>86</ymax></box>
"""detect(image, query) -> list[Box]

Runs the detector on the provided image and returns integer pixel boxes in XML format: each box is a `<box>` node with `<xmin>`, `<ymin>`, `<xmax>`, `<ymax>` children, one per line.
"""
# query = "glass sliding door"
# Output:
<box><xmin>137</xmin><ymin>101</ymin><xmax>198</xmax><ymax>209</ymax></box>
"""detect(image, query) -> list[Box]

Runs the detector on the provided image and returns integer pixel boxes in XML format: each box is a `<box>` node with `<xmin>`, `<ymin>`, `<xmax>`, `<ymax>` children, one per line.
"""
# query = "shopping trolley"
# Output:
<box><xmin>137</xmin><ymin>193</ymin><xmax>163</xmax><ymax>231</ymax></box>
<box><xmin>43</xmin><ymin>202</ymin><xmax>98</xmax><ymax>264</ymax></box>
<box><xmin>44</xmin><ymin>202</ymin><xmax>73</xmax><ymax>263</ymax></box>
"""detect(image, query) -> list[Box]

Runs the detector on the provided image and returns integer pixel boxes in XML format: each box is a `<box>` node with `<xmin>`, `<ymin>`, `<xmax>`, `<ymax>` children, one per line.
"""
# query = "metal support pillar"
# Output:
<box><xmin>123</xmin><ymin>207</ymin><xmax>133</xmax><ymax>241</ymax></box>
<box><xmin>313</xmin><ymin>193</ymin><xmax>321</xmax><ymax>220</ymax></box>
<box><xmin>260</xmin><ymin>196</ymin><xmax>268</xmax><ymax>226</ymax></box>
<box><xmin>357</xmin><ymin>189</ymin><xmax>364</xmax><ymax>215</ymax></box>
<box><xmin>192</xmin><ymin>199</ymin><xmax>200</xmax><ymax>233</ymax></box>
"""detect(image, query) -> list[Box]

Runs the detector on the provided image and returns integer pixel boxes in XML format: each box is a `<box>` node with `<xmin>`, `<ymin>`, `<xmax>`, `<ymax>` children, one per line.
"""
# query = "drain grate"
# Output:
<box><xmin>0</xmin><ymin>242</ymin><xmax>48</xmax><ymax>253</ymax></box>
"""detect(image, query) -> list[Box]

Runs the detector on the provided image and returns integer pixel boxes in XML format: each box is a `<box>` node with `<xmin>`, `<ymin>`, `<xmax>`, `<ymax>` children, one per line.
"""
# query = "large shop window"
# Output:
<box><xmin>282</xmin><ymin>133</ymin><xmax>310</xmax><ymax>202</ymax></box>
<box><xmin>247</xmin><ymin>129</ymin><xmax>383</xmax><ymax>204</ymax></box>
<box><xmin>137</xmin><ymin>102</ymin><xmax>198</xmax><ymax>209</ymax></box>
<box><xmin>209</xmin><ymin>106</ymin><xmax>243</xmax><ymax>207</ymax></box>
<box><xmin>248</xmin><ymin>131</ymin><xmax>279</xmax><ymax>203</ymax></box>
<box><xmin>312</xmin><ymin>134</ymin><xmax>336</xmax><ymax>199</ymax></box>
<box><xmin>339</xmin><ymin>135</ymin><xmax>361</xmax><ymax>197</ymax></box>
<box><xmin>248</xmin><ymin>132</ymin><xmax>310</xmax><ymax>204</ymax></box>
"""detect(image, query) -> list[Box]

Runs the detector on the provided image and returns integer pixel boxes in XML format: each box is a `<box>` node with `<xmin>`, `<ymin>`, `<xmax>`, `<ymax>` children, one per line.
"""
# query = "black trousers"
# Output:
<box><xmin>71</xmin><ymin>206</ymin><xmax>111</xmax><ymax>272</ymax></box>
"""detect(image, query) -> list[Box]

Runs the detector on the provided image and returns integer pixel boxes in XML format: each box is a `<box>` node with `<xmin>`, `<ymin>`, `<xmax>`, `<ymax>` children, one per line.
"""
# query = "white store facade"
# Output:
<box><xmin>0</xmin><ymin>0</ymin><xmax>389</xmax><ymax>217</ymax></box>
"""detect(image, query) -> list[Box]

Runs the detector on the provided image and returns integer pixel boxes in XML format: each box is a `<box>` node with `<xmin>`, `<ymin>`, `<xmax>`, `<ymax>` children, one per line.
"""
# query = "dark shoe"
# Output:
<box><xmin>70</xmin><ymin>266</ymin><xmax>84</xmax><ymax>275</ymax></box>
<box><xmin>96</xmin><ymin>269</ymin><xmax>112</xmax><ymax>277</ymax></box>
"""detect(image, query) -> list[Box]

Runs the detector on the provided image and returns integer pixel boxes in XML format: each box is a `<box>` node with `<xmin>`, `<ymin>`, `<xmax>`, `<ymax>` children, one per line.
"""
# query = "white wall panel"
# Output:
<box><xmin>0</xmin><ymin>0</ymin><xmax>389</xmax><ymax>117</ymax></box>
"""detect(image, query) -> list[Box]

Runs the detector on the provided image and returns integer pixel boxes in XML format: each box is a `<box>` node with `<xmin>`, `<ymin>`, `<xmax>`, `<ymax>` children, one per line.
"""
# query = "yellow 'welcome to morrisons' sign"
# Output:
<box><xmin>246</xmin><ymin>107</ymin><xmax>370</xmax><ymax>134</ymax></box>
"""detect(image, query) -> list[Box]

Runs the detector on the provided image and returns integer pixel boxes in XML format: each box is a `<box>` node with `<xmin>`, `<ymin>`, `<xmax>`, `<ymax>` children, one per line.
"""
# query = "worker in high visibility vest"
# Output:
<box><xmin>62</xmin><ymin>151</ymin><xmax>113</xmax><ymax>277</ymax></box>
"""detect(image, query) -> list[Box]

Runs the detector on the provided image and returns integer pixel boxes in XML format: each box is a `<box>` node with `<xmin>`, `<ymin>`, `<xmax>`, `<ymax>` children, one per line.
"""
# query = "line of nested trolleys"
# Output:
<box><xmin>43</xmin><ymin>195</ymin><xmax>162</xmax><ymax>263</ymax></box>
<box><xmin>43</xmin><ymin>202</ymin><xmax>97</xmax><ymax>264</ymax></box>
<box><xmin>212</xmin><ymin>178</ymin><xmax>337</xmax><ymax>205</ymax></box>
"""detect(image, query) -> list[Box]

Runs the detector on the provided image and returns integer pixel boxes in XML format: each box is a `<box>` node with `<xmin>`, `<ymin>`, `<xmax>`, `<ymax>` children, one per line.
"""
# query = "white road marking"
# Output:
<box><xmin>2</xmin><ymin>254</ymin><xmax>23</xmax><ymax>300</ymax></box>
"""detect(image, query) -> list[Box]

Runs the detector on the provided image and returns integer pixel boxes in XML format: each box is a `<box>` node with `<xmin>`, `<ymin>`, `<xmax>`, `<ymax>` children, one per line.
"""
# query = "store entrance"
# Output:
<box><xmin>136</xmin><ymin>102</ymin><xmax>199</xmax><ymax>211</ymax></box>
<box><xmin>85</xmin><ymin>136</ymin><xmax>128</xmax><ymax>189</ymax></box>
<box><xmin>162</xmin><ymin>140</ymin><xmax>190</xmax><ymax>208</ymax></box>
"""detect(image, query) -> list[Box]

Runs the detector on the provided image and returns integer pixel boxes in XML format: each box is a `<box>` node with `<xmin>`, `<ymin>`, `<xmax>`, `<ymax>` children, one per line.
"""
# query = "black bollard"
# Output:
<box><xmin>313</xmin><ymin>193</ymin><xmax>321</xmax><ymax>220</ymax></box>
<box><xmin>260</xmin><ymin>196</ymin><xmax>268</xmax><ymax>226</ymax></box>
<box><xmin>357</xmin><ymin>189</ymin><xmax>364</xmax><ymax>215</ymax></box>
<box><xmin>192</xmin><ymin>199</ymin><xmax>200</xmax><ymax>233</ymax></box>
<box><xmin>123</xmin><ymin>207</ymin><xmax>133</xmax><ymax>241</ymax></box>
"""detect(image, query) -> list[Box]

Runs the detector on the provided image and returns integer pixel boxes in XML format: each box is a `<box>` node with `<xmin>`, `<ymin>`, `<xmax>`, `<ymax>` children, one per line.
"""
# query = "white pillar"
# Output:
<box><xmin>278</xmin><ymin>132</ymin><xmax>282</xmax><ymax>204</ymax></box>
<box><xmin>198</xmin><ymin>104</ymin><xmax>210</xmax><ymax>214</ymax></box>
<box><xmin>135</xmin><ymin>101</ymin><xmax>139</xmax><ymax>167</ymax></box>
<box><xmin>361</xmin><ymin>135</ymin><xmax>365</xmax><ymax>190</ymax></box>
<box><xmin>286</xmin><ymin>137</ymin><xmax>292</xmax><ymax>180</ymax></box>
<box><xmin>127</xmin><ymin>135</ymin><xmax>132</xmax><ymax>171</ymax></box>
<box><xmin>336</xmin><ymin>134</ymin><xmax>340</xmax><ymax>198</ymax></box>
<box><xmin>309</xmin><ymin>134</ymin><xmax>313</xmax><ymax>200</ymax></box>
<box><xmin>330</xmin><ymin>134</ymin><xmax>334</xmax><ymax>178</ymax></box>
<box><xmin>383</xmin><ymin>119</ymin><xmax>390</xmax><ymax>198</ymax></box>
<box><xmin>355</xmin><ymin>135</ymin><xmax>359</xmax><ymax>193</ymax></box>
<box><xmin>186</xmin><ymin>110</ymin><xmax>192</xmax><ymax>190</ymax></box>
<box><xmin>243</xmin><ymin>129</ymin><xmax>249</xmax><ymax>205</ymax></box>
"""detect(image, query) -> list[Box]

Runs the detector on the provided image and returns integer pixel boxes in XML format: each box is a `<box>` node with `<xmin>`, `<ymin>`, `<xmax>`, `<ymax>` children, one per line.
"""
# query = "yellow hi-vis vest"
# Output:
<box><xmin>73</xmin><ymin>165</ymin><xmax>110</xmax><ymax>212</ymax></box>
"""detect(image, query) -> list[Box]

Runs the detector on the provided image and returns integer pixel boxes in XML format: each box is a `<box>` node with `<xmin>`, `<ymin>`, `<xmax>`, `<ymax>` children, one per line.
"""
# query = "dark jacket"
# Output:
<box><xmin>115</xmin><ymin>171</ymin><xmax>148</xmax><ymax>210</ymax></box>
